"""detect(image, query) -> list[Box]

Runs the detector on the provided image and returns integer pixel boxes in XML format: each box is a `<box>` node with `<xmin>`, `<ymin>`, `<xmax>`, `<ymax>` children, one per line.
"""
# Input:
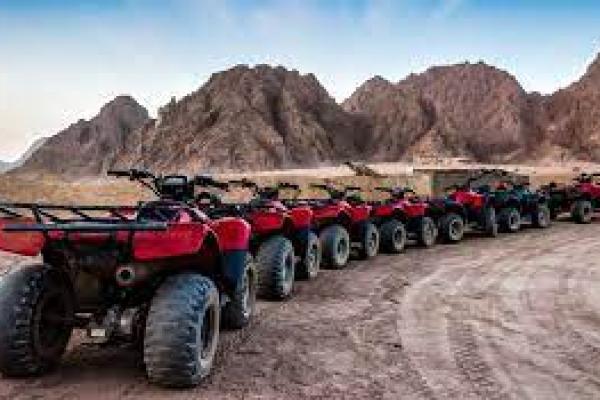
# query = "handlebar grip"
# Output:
<box><xmin>228</xmin><ymin>179</ymin><xmax>257</xmax><ymax>188</ymax></box>
<box><xmin>107</xmin><ymin>170</ymin><xmax>131</xmax><ymax>177</ymax></box>
<box><xmin>278</xmin><ymin>182</ymin><xmax>300</xmax><ymax>190</ymax></box>
<box><xmin>129</xmin><ymin>169</ymin><xmax>154</xmax><ymax>179</ymax></box>
<box><xmin>310</xmin><ymin>183</ymin><xmax>328</xmax><ymax>190</ymax></box>
<box><xmin>215</xmin><ymin>181</ymin><xmax>229</xmax><ymax>190</ymax></box>
<box><xmin>195</xmin><ymin>175</ymin><xmax>229</xmax><ymax>190</ymax></box>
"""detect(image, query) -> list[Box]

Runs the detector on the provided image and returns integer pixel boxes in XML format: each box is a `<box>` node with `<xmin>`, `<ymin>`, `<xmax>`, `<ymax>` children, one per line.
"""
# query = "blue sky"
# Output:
<box><xmin>1</xmin><ymin>0</ymin><xmax>599</xmax><ymax>160</ymax></box>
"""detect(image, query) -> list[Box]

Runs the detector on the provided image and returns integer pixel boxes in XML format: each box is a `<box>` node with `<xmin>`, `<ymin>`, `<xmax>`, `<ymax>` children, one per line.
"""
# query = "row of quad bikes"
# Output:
<box><xmin>0</xmin><ymin>168</ymin><xmax>595</xmax><ymax>387</ymax></box>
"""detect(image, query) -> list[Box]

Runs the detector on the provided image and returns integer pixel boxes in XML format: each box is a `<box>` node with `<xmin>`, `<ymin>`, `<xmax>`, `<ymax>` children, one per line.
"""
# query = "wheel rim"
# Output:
<box><xmin>337</xmin><ymin>238</ymin><xmax>348</xmax><ymax>256</ymax></box>
<box><xmin>33</xmin><ymin>290</ymin><xmax>71</xmax><ymax>359</ymax></box>
<box><xmin>307</xmin><ymin>242</ymin><xmax>319</xmax><ymax>273</ymax></box>
<box><xmin>449</xmin><ymin>219</ymin><xmax>461</xmax><ymax>238</ymax></box>
<box><xmin>538</xmin><ymin>210</ymin><xmax>548</xmax><ymax>226</ymax></box>
<box><xmin>510</xmin><ymin>212</ymin><xmax>519</xmax><ymax>229</ymax></box>
<box><xmin>425</xmin><ymin>221</ymin><xmax>435</xmax><ymax>244</ymax></box>
<box><xmin>393</xmin><ymin>228</ymin><xmax>404</xmax><ymax>245</ymax></box>
<box><xmin>241</xmin><ymin>272</ymin><xmax>251</xmax><ymax>319</ymax></box>
<box><xmin>368</xmin><ymin>231</ymin><xmax>378</xmax><ymax>254</ymax></box>
<box><xmin>198</xmin><ymin>303</ymin><xmax>218</xmax><ymax>366</ymax></box>
<box><xmin>282</xmin><ymin>249</ymin><xmax>295</xmax><ymax>290</ymax></box>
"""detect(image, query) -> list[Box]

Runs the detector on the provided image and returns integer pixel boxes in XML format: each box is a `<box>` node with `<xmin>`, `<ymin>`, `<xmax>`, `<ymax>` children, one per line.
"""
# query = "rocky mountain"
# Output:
<box><xmin>16</xmin><ymin>55</ymin><xmax>600</xmax><ymax>176</ymax></box>
<box><xmin>543</xmin><ymin>54</ymin><xmax>600</xmax><ymax>161</ymax></box>
<box><xmin>344</xmin><ymin>54</ymin><xmax>600</xmax><ymax>164</ymax></box>
<box><xmin>0</xmin><ymin>137</ymin><xmax>48</xmax><ymax>173</ymax></box>
<box><xmin>18</xmin><ymin>96</ymin><xmax>150</xmax><ymax>175</ymax></box>
<box><xmin>113</xmin><ymin>65</ymin><xmax>365</xmax><ymax>173</ymax></box>
<box><xmin>343</xmin><ymin>62</ymin><xmax>542</xmax><ymax>162</ymax></box>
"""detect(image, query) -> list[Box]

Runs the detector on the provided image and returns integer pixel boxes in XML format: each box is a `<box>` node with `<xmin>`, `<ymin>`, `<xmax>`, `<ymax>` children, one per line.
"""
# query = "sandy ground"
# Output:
<box><xmin>1</xmin><ymin>220</ymin><xmax>600</xmax><ymax>399</ymax></box>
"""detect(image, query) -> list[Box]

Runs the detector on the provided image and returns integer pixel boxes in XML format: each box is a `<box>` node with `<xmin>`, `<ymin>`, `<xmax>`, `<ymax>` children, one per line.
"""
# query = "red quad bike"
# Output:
<box><xmin>195</xmin><ymin>177</ymin><xmax>321</xmax><ymax>300</ymax></box>
<box><xmin>0</xmin><ymin>169</ymin><xmax>256</xmax><ymax>388</ymax></box>
<box><xmin>370</xmin><ymin>187</ymin><xmax>439</xmax><ymax>252</ymax></box>
<box><xmin>293</xmin><ymin>184</ymin><xmax>379</xmax><ymax>269</ymax></box>
<box><xmin>543</xmin><ymin>173</ymin><xmax>600</xmax><ymax>224</ymax></box>
<box><xmin>429</xmin><ymin>173</ymin><xmax>500</xmax><ymax>239</ymax></box>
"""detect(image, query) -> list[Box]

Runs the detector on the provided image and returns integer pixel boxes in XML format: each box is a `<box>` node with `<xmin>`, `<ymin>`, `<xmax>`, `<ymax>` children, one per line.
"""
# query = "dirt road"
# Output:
<box><xmin>1</xmin><ymin>221</ymin><xmax>600</xmax><ymax>399</ymax></box>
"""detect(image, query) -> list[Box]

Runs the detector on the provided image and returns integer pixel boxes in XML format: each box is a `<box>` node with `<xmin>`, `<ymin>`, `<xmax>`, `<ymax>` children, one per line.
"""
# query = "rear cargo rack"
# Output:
<box><xmin>0</xmin><ymin>203</ymin><xmax>167</xmax><ymax>233</ymax></box>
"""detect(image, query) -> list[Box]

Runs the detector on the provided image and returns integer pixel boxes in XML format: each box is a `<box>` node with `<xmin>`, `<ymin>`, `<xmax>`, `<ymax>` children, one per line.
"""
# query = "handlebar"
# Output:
<box><xmin>108</xmin><ymin>168</ymin><xmax>155</xmax><ymax>180</ymax></box>
<box><xmin>107</xmin><ymin>169</ymin><xmax>131</xmax><ymax>177</ymax></box>
<box><xmin>194</xmin><ymin>175</ymin><xmax>229</xmax><ymax>190</ymax></box>
<box><xmin>228</xmin><ymin>178</ymin><xmax>258</xmax><ymax>190</ymax></box>
<box><xmin>277</xmin><ymin>182</ymin><xmax>300</xmax><ymax>190</ymax></box>
<box><xmin>310</xmin><ymin>183</ymin><xmax>330</xmax><ymax>190</ymax></box>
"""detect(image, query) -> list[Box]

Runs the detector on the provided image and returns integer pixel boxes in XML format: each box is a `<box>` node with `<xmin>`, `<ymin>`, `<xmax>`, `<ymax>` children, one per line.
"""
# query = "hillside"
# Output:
<box><xmin>17</xmin><ymin>54</ymin><xmax>600</xmax><ymax>175</ymax></box>
<box><xmin>18</xmin><ymin>96</ymin><xmax>150</xmax><ymax>175</ymax></box>
<box><xmin>0</xmin><ymin>137</ymin><xmax>48</xmax><ymax>173</ymax></box>
<box><xmin>343</xmin><ymin>62</ymin><xmax>543</xmax><ymax>162</ymax></box>
<box><xmin>543</xmin><ymin>54</ymin><xmax>600</xmax><ymax>161</ymax></box>
<box><xmin>113</xmin><ymin>65</ymin><xmax>365</xmax><ymax>173</ymax></box>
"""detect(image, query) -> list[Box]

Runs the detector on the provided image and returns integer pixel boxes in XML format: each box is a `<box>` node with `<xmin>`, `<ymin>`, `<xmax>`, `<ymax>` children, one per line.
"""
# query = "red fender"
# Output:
<box><xmin>402</xmin><ymin>202</ymin><xmax>427</xmax><ymax>218</ymax></box>
<box><xmin>210</xmin><ymin>217</ymin><xmax>251</xmax><ymax>251</ymax></box>
<box><xmin>0</xmin><ymin>218</ymin><xmax>45</xmax><ymax>256</ymax></box>
<box><xmin>133</xmin><ymin>223</ymin><xmax>210</xmax><ymax>261</ymax></box>
<box><xmin>248</xmin><ymin>211</ymin><xmax>286</xmax><ymax>235</ymax></box>
<box><xmin>373</xmin><ymin>204</ymin><xmax>394</xmax><ymax>218</ymax></box>
<box><xmin>349</xmin><ymin>205</ymin><xmax>371</xmax><ymax>222</ymax></box>
<box><xmin>290</xmin><ymin>206</ymin><xmax>313</xmax><ymax>229</ymax></box>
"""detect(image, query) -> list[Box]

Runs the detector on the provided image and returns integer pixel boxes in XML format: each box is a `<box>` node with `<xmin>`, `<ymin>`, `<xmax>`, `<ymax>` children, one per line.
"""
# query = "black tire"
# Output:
<box><xmin>356</xmin><ymin>222</ymin><xmax>380</xmax><ymax>260</ymax></box>
<box><xmin>256</xmin><ymin>236</ymin><xmax>295</xmax><ymax>300</ymax></box>
<box><xmin>532</xmin><ymin>204</ymin><xmax>551</xmax><ymax>228</ymax></box>
<box><xmin>144</xmin><ymin>273</ymin><xmax>220</xmax><ymax>388</ymax></box>
<box><xmin>296</xmin><ymin>231</ymin><xmax>321</xmax><ymax>280</ymax></box>
<box><xmin>499</xmin><ymin>208</ymin><xmax>521</xmax><ymax>233</ymax></box>
<box><xmin>440</xmin><ymin>213</ymin><xmax>465</xmax><ymax>243</ymax></box>
<box><xmin>416</xmin><ymin>216</ymin><xmax>437</xmax><ymax>247</ymax></box>
<box><xmin>221</xmin><ymin>254</ymin><xmax>256</xmax><ymax>329</ymax></box>
<box><xmin>572</xmin><ymin>199</ymin><xmax>593</xmax><ymax>224</ymax></box>
<box><xmin>0</xmin><ymin>264</ymin><xmax>74</xmax><ymax>377</ymax></box>
<box><xmin>379</xmin><ymin>219</ymin><xmax>407</xmax><ymax>254</ymax></box>
<box><xmin>482</xmin><ymin>207</ymin><xmax>498</xmax><ymax>237</ymax></box>
<box><xmin>320</xmin><ymin>224</ymin><xmax>351</xmax><ymax>269</ymax></box>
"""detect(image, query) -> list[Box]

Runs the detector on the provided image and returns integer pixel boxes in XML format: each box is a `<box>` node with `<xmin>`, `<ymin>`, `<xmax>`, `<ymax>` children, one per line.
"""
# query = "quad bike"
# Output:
<box><xmin>431</xmin><ymin>172</ymin><xmax>500</xmax><ymax>239</ymax></box>
<box><xmin>369</xmin><ymin>187</ymin><xmax>439</xmax><ymax>253</ymax></box>
<box><xmin>287</xmin><ymin>183</ymin><xmax>379</xmax><ymax>268</ymax></box>
<box><xmin>195</xmin><ymin>177</ymin><xmax>321</xmax><ymax>300</ymax></box>
<box><xmin>0</xmin><ymin>169</ymin><xmax>255</xmax><ymax>388</ymax></box>
<box><xmin>466</xmin><ymin>169</ymin><xmax>525</xmax><ymax>234</ymax></box>
<box><xmin>493</xmin><ymin>179</ymin><xmax>551</xmax><ymax>229</ymax></box>
<box><xmin>542</xmin><ymin>173</ymin><xmax>600</xmax><ymax>224</ymax></box>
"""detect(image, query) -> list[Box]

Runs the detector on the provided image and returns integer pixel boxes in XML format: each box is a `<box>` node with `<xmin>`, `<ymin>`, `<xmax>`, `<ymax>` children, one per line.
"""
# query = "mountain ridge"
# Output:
<box><xmin>17</xmin><ymin>54</ymin><xmax>600</xmax><ymax>175</ymax></box>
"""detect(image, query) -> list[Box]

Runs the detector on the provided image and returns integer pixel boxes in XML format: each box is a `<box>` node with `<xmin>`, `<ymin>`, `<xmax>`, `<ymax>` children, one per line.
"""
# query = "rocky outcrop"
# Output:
<box><xmin>18</xmin><ymin>96</ymin><xmax>150</xmax><ymax>175</ymax></box>
<box><xmin>113</xmin><ymin>65</ymin><xmax>366</xmax><ymax>173</ymax></box>
<box><xmin>18</xmin><ymin>54</ymin><xmax>600</xmax><ymax>176</ymax></box>
<box><xmin>343</xmin><ymin>62</ymin><xmax>541</xmax><ymax>162</ymax></box>
<box><xmin>543</xmin><ymin>54</ymin><xmax>600</xmax><ymax>161</ymax></box>
<box><xmin>0</xmin><ymin>137</ymin><xmax>48</xmax><ymax>174</ymax></box>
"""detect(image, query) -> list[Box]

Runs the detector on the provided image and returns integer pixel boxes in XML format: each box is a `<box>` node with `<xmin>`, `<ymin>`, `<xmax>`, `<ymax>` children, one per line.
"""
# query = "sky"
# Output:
<box><xmin>1</xmin><ymin>0</ymin><xmax>599</xmax><ymax>161</ymax></box>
